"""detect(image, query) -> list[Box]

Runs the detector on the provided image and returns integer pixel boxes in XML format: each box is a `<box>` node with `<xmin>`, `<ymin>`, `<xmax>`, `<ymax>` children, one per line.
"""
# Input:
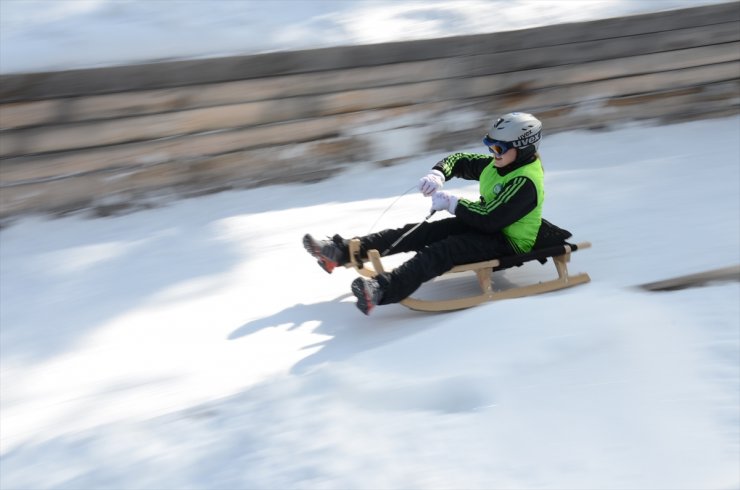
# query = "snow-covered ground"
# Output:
<box><xmin>1</xmin><ymin>0</ymin><xmax>739</xmax><ymax>488</ymax></box>
<box><xmin>1</xmin><ymin>116</ymin><xmax>739</xmax><ymax>489</ymax></box>
<box><xmin>0</xmin><ymin>0</ymin><xmax>735</xmax><ymax>74</ymax></box>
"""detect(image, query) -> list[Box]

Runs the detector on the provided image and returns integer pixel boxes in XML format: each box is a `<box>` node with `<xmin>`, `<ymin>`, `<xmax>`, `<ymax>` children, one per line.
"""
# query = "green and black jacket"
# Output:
<box><xmin>432</xmin><ymin>150</ymin><xmax>545</xmax><ymax>253</ymax></box>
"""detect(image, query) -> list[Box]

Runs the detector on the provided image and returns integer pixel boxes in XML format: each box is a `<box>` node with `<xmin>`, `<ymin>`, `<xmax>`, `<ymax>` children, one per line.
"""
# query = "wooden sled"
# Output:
<box><xmin>347</xmin><ymin>238</ymin><xmax>591</xmax><ymax>312</ymax></box>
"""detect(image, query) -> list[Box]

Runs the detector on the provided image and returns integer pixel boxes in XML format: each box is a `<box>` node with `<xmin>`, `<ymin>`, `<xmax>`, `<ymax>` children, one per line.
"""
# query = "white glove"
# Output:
<box><xmin>430</xmin><ymin>190</ymin><xmax>459</xmax><ymax>215</ymax></box>
<box><xmin>418</xmin><ymin>169</ymin><xmax>445</xmax><ymax>197</ymax></box>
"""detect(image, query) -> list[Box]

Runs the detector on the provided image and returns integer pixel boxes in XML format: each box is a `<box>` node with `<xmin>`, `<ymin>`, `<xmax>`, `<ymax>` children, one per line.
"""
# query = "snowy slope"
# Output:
<box><xmin>1</xmin><ymin>117</ymin><xmax>738</xmax><ymax>489</ymax></box>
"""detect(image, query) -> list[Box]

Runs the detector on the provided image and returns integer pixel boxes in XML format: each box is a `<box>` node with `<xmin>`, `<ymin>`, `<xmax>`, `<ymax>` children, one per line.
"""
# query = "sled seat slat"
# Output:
<box><xmin>448</xmin><ymin>241</ymin><xmax>591</xmax><ymax>274</ymax></box>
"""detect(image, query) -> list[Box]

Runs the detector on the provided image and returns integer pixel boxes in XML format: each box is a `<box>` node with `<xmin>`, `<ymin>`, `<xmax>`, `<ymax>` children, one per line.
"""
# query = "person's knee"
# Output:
<box><xmin>417</xmin><ymin>242</ymin><xmax>455</xmax><ymax>274</ymax></box>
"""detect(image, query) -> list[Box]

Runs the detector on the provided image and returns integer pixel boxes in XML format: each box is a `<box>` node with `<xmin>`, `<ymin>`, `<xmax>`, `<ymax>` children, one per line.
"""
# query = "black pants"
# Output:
<box><xmin>359</xmin><ymin>217</ymin><xmax>515</xmax><ymax>304</ymax></box>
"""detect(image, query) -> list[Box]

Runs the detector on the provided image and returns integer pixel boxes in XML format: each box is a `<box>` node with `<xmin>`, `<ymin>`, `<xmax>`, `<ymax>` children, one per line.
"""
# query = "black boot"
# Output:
<box><xmin>303</xmin><ymin>234</ymin><xmax>349</xmax><ymax>273</ymax></box>
<box><xmin>351</xmin><ymin>276</ymin><xmax>384</xmax><ymax>315</ymax></box>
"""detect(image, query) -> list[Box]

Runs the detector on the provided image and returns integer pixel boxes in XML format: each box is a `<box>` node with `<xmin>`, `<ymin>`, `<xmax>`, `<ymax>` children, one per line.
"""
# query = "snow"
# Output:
<box><xmin>0</xmin><ymin>0</ymin><xmax>735</xmax><ymax>74</ymax></box>
<box><xmin>1</xmin><ymin>0</ymin><xmax>739</xmax><ymax>488</ymax></box>
<box><xmin>1</xmin><ymin>115</ymin><xmax>739</xmax><ymax>488</ymax></box>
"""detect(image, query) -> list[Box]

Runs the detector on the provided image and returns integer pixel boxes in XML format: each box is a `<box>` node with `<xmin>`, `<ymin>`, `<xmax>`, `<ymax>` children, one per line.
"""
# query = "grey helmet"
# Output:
<box><xmin>484</xmin><ymin>112</ymin><xmax>542</xmax><ymax>151</ymax></box>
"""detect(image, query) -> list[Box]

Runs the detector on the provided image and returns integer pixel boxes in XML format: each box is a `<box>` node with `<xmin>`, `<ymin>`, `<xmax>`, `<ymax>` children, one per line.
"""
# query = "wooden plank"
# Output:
<box><xmin>459</xmin><ymin>49</ymin><xmax>740</xmax><ymax>100</ymax></box>
<box><xmin>0</xmin><ymin>82</ymin><xmax>449</xmax><ymax>156</ymax></box>
<box><xmin>468</xmin><ymin>63</ymin><xmax>740</xmax><ymax>116</ymax></box>
<box><xmin>459</xmin><ymin>22</ymin><xmax>740</xmax><ymax>77</ymax></box>
<box><xmin>532</xmin><ymin>81</ymin><xmax>740</xmax><ymax>130</ymax></box>
<box><xmin>0</xmin><ymin>60</ymin><xmax>446</xmax><ymax>129</ymax></box>
<box><xmin>638</xmin><ymin>265</ymin><xmax>740</xmax><ymax>291</ymax></box>
<box><xmin>0</xmin><ymin>99</ymin><xmax>64</xmax><ymax>129</ymax></box>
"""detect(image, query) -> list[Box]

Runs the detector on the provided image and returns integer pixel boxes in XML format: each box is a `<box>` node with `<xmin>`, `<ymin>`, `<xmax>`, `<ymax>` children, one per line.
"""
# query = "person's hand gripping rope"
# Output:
<box><xmin>430</xmin><ymin>190</ymin><xmax>458</xmax><ymax>215</ymax></box>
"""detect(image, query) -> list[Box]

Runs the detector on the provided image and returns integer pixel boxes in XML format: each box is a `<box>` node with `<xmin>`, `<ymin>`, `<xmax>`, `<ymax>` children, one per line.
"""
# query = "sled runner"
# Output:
<box><xmin>346</xmin><ymin>225</ymin><xmax>591</xmax><ymax>312</ymax></box>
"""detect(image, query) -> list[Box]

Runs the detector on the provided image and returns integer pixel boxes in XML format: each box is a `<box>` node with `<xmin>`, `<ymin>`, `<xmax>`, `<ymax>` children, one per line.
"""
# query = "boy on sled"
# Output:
<box><xmin>305</xmin><ymin>112</ymin><xmax>584</xmax><ymax>315</ymax></box>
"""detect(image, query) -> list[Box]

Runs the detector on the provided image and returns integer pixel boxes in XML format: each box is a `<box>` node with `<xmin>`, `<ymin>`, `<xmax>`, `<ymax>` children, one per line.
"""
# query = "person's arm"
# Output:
<box><xmin>455</xmin><ymin>176</ymin><xmax>538</xmax><ymax>234</ymax></box>
<box><xmin>432</xmin><ymin>152</ymin><xmax>492</xmax><ymax>181</ymax></box>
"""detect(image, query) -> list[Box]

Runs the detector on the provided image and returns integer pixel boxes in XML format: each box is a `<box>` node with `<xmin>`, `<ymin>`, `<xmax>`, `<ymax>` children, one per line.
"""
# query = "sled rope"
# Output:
<box><xmin>366</xmin><ymin>185</ymin><xmax>417</xmax><ymax>235</ymax></box>
<box><xmin>381</xmin><ymin>210</ymin><xmax>435</xmax><ymax>256</ymax></box>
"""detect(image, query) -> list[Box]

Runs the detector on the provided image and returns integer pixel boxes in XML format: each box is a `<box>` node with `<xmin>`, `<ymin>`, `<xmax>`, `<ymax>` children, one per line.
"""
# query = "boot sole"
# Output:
<box><xmin>303</xmin><ymin>234</ymin><xmax>337</xmax><ymax>273</ymax></box>
<box><xmin>351</xmin><ymin>277</ymin><xmax>375</xmax><ymax>315</ymax></box>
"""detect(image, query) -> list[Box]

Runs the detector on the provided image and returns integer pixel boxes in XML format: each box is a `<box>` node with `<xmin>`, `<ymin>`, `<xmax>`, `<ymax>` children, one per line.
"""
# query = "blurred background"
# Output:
<box><xmin>0</xmin><ymin>0</ymin><xmax>738</xmax><ymax>220</ymax></box>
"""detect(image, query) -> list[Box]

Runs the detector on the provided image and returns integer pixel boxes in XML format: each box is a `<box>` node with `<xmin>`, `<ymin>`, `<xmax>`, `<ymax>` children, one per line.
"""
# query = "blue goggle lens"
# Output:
<box><xmin>483</xmin><ymin>135</ymin><xmax>510</xmax><ymax>156</ymax></box>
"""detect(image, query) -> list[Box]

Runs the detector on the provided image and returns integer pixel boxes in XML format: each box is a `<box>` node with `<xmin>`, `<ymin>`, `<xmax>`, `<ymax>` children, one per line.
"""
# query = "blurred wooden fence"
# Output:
<box><xmin>0</xmin><ymin>2</ymin><xmax>738</xmax><ymax>219</ymax></box>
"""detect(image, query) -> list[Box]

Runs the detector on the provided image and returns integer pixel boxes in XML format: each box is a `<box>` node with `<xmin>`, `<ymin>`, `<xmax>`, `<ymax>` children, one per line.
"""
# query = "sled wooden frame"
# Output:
<box><xmin>347</xmin><ymin>239</ymin><xmax>592</xmax><ymax>312</ymax></box>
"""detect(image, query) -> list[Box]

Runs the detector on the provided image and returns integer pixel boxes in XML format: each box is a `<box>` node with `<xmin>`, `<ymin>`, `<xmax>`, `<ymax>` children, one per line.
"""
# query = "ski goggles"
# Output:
<box><xmin>482</xmin><ymin>135</ymin><xmax>512</xmax><ymax>157</ymax></box>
